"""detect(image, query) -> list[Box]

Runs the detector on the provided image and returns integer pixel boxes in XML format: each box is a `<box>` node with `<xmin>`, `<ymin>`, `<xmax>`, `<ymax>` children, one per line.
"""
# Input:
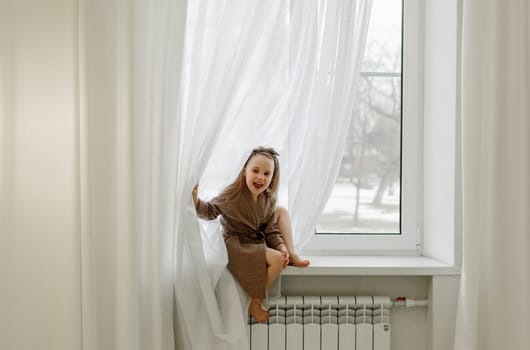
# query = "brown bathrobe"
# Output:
<box><xmin>195</xmin><ymin>186</ymin><xmax>284</xmax><ymax>299</ymax></box>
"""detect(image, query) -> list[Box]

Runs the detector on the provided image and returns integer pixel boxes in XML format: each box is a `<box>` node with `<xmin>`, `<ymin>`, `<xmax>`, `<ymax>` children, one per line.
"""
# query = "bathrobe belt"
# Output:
<box><xmin>235</xmin><ymin>230</ymin><xmax>266</xmax><ymax>243</ymax></box>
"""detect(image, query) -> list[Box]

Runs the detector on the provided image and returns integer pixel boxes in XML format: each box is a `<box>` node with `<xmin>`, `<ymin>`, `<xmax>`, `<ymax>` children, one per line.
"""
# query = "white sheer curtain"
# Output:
<box><xmin>288</xmin><ymin>0</ymin><xmax>372</xmax><ymax>248</ymax></box>
<box><xmin>198</xmin><ymin>0</ymin><xmax>373</xmax><ymax>249</ymax></box>
<box><xmin>177</xmin><ymin>0</ymin><xmax>372</xmax><ymax>349</ymax></box>
<box><xmin>454</xmin><ymin>0</ymin><xmax>530</xmax><ymax>349</ymax></box>
<box><xmin>174</xmin><ymin>1</ymin><xmax>290</xmax><ymax>349</ymax></box>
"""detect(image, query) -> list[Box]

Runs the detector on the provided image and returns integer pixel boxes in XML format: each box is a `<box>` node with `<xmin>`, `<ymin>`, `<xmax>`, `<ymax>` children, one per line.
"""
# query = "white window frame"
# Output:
<box><xmin>301</xmin><ymin>0</ymin><xmax>461</xmax><ymax>263</ymax></box>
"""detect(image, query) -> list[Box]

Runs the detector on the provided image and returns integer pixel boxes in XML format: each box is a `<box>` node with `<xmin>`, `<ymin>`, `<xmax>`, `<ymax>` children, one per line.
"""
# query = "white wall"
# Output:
<box><xmin>0</xmin><ymin>1</ymin><xmax>82</xmax><ymax>349</ymax></box>
<box><xmin>422</xmin><ymin>0</ymin><xmax>460</xmax><ymax>266</ymax></box>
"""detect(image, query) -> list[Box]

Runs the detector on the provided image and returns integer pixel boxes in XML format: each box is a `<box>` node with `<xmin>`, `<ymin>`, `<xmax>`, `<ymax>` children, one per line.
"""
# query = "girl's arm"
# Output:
<box><xmin>261</xmin><ymin>210</ymin><xmax>289</xmax><ymax>266</ymax></box>
<box><xmin>192</xmin><ymin>184</ymin><xmax>222</xmax><ymax>220</ymax></box>
<box><xmin>275</xmin><ymin>243</ymin><xmax>289</xmax><ymax>267</ymax></box>
<box><xmin>262</xmin><ymin>211</ymin><xmax>285</xmax><ymax>250</ymax></box>
<box><xmin>262</xmin><ymin>216</ymin><xmax>288</xmax><ymax>267</ymax></box>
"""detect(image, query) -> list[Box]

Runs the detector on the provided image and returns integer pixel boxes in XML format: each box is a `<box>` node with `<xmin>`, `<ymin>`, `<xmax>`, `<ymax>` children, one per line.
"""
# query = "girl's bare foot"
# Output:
<box><xmin>289</xmin><ymin>253</ymin><xmax>310</xmax><ymax>267</ymax></box>
<box><xmin>249</xmin><ymin>299</ymin><xmax>268</xmax><ymax>323</ymax></box>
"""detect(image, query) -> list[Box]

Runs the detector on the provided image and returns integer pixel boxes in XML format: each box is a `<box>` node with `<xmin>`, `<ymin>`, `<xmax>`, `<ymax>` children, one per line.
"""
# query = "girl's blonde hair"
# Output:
<box><xmin>221</xmin><ymin>146</ymin><xmax>280</xmax><ymax>203</ymax></box>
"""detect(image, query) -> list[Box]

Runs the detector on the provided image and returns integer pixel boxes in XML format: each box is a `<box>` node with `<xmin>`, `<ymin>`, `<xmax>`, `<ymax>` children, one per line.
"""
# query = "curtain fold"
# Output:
<box><xmin>79</xmin><ymin>0</ymin><xmax>145</xmax><ymax>349</ymax></box>
<box><xmin>79</xmin><ymin>0</ymin><xmax>184</xmax><ymax>349</ymax></box>
<box><xmin>288</xmin><ymin>0</ymin><xmax>372</xmax><ymax>248</ymax></box>
<box><xmin>454</xmin><ymin>0</ymin><xmax>530</xmax><ymax>349</ymax></box>
<box><xmin>174</xmin><ymin>1</ymin><xmax>289</xmax><ymax>349</ymax></box>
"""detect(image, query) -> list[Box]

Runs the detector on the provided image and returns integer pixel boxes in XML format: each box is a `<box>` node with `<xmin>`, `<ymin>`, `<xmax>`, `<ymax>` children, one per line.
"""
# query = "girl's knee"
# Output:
<box><xmin>266</xmin><ymin>248</ymin><xmax>284</xmax><ymax>268</ymax></box>
<box><xmin>277</xmin><ymin>206</ymin><xmax>288</xmax><ymax>220</ymax></box>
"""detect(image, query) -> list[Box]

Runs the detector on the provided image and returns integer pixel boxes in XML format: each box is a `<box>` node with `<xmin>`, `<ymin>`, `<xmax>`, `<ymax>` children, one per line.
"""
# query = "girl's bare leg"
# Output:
<box><xmin>276</xmin><ymin>206</ymin><xmax>310</xmax><ymax>267</ymax></box>
<box><xmin>248</xmin><ymin>248</ymin><xmax>285</xmax><ymax>323</ymax></box>
<box><xmin>265</xmin><ymin>247</ymin><xmax>284</xmax><ymax>288</ymax></box>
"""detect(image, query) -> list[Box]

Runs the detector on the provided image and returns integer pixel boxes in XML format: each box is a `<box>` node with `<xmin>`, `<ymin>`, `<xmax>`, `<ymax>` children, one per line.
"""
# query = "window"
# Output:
<box><xmin>304</xmin><ymin>0</ymin><xmax>423</xmax><ymax>254</ymax></box>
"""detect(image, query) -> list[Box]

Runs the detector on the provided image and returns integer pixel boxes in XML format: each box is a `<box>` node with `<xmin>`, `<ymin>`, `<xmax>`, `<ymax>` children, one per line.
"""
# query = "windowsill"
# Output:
<box><xmin>282</xmin><ymin>255</ymin><xmax>460</xmax><ymax>276</ymax></box>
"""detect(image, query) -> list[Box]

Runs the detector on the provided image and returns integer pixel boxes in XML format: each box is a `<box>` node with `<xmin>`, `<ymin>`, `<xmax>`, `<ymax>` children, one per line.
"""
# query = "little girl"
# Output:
<box><xmin>192</xmin><ymin>146</ymin><xmax>309</xmax><ymax>323</ymax></box>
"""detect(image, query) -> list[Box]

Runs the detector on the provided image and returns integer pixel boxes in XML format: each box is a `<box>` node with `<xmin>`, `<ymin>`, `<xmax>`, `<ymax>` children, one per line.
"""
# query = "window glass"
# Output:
<box><xmin>316</xmin><ymin>0</ymin><xmax>403</xmax><ymax>234</ymax></box>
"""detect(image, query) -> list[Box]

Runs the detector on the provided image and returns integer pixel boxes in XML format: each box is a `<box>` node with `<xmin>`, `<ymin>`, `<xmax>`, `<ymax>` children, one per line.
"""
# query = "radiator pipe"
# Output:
<box><xmin>263</xmin><ymin>296</ymin><xmax>430</xmax><ymax>308</ymax></box>
<box><xmin>392</xmin><ymin>297</ymin><xmax>430</xmax><ymax>308</ymax></box>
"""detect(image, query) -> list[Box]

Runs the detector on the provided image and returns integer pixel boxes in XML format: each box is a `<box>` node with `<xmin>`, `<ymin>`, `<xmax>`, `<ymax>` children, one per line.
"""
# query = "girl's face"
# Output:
<box><xmin>244</xmin><ymin>154</ymin><xmax>275</xmax><ymax>200</ymax></box>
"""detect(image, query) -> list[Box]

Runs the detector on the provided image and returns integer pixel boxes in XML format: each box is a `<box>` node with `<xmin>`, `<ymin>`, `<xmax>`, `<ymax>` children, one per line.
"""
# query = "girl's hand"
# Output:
<box><xmin>277</xmin><ymin>244</ymin><xmax>289</xmax><ymax>267</ymax></box>
<box><xmin>192</xmin><ymin>184</ymin><xmax>199</xmax><ymax>208</ymax></box>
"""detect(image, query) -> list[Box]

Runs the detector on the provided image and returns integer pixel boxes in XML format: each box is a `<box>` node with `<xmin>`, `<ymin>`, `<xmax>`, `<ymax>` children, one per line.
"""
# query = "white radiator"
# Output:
<box><xmin>248</xmin><ymin>296</ymin><xmax>392</xmax><ymax>350</ymax></box>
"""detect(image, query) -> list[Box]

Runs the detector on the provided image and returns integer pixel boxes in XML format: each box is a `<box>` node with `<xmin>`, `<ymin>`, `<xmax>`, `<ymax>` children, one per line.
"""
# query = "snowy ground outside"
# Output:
<box><xmin>316</xmin><ymin>182</ymin><xmax>400</xmax><ymax>234</ymax></box>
